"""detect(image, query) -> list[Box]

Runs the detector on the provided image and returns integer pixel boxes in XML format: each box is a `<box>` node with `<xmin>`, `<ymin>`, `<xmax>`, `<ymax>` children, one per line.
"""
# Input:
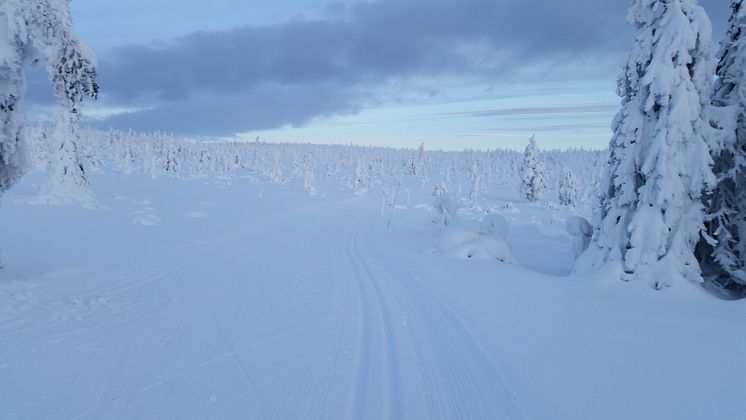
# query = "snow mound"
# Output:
<box><xmin>439</xmin><ymin>226</ymin><xmax>516</xmax><ymax>264</ymax></box>
<box><xmin>185</xmin><ymin>210</ymin><xmax>209</xmax><ymax>219</ymax></box>
<box><xmin>439</xmin><ymin>227</ymin><xmax>480</xmax><ymax>251</ymax></box>
<box><xmin>133</xmin><ymin>214</ymin><xmax>161</xmax><ymax>226</ymax></box>
<box><xmin>22</xmin><ymin>191</ymin><xmax>102</xmax><ymax>210</ymax></box>
<box><xmin>480</xmin><ymin>214</ymin><xmax>509</xmax><ymax>238</ymax></box>
<box><xmin>565</xmin><ymin>215</ymin><xmax>592</xmax><ymax>237</ymax></box>
<box><xmin>565</xmin><ymin>216</ymin><xmax>592</xmax><ymax>258</ymax></box>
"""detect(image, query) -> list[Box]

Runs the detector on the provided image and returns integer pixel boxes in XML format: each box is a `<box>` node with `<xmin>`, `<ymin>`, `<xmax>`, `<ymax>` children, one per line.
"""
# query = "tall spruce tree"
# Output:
<box><xmin>579</xmin><ymin>0</ymin><xmax>716</xmax><ymax>289</ymax></box>
<box><xmin>698</xmin><ymin>0</ymin><xmax>746</xmax><ymax>297</ymax></box>
<box><xmin>520</xmin><ymin>135</ymin><xmax>547</xmax><ymax>203</ymax></box>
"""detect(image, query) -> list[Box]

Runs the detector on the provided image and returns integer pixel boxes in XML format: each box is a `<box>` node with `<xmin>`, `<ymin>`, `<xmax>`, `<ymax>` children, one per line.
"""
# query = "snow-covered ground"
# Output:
<box><xmin>0</xmin><ymin>158</ymin><xmax>744</xmax><ymax>419</ymax></box>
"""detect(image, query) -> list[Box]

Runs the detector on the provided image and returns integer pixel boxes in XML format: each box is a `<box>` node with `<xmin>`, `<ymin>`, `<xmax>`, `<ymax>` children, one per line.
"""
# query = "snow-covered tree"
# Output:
<box><xmin>558</xmin><ymin>167</ymin><xmax>581</xmax><ymax>207</ymax></box>
<box><xmin>302</xmin><ymin>153</ymin><xmax>318</xmax><ymax>196</ymax></box>
<box><xmin>351</xmin><ymin>159</ymin><xmax>369</xmax><ymax>195</ymax></box>
<box><xmin>697</xmin><ymin>0</ymin><xmax>746</xmax><ymax>296</ymax></box>
<box><xmin>268</xmin><ymin>154</ymin><xmax>285</xmax><ymax>185</ymax></box>
<box><xmin>468</xmin><ymin>160</ymin><xmax>482</xmax><ymax>208</ymax></box>
<box><xmin>520</xmin><ymin>135</ymin><xmax>547</xmax><ymax>202</ymax></box>
<box><xmin>1</xmin><ymin>0</ymin><xmax>98</xmax><ymax>204</ymax></box>
<box><xmin>432</xmin><ymin>182</ymin><xmax>457</xmax><ymax>229</ymax></box>
<box><xmin>580</xmin><ymin>0</ymin><xmax>716</xmax><ymax>289</ymax></box>
<box><xmin>164</xmin><ymin>144</ymin><xmax>181</xmax><ymax>176</ymax></box>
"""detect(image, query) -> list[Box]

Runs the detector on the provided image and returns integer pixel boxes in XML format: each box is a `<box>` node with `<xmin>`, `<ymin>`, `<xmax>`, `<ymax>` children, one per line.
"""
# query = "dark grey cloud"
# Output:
<box><xmin>42</xmin><ymin>0</ymin><xmax>732</xmax><ymax>135</ymax></box>
<box><xmin>96</xmin><ymin>83</ymin><xmax>365</xmax><ymax>135</ymax></box>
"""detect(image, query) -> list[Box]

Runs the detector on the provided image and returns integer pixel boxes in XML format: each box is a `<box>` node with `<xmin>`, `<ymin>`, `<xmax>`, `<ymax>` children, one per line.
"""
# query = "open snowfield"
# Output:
<box><xmin>0</xmin><ymin>163</ymin><xmax>744</xmax><ymax>419</ymax></box>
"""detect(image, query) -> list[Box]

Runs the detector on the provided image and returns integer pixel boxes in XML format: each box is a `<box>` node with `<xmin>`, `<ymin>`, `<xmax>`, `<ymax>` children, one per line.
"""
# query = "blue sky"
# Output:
<box><xmin>27</xmin><ymin>0</ymin><xmax>730</xmax><ymax>150</ymax></box>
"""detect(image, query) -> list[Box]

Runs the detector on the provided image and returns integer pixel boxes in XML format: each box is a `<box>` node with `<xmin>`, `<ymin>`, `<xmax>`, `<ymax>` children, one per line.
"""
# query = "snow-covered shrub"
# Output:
<box><xmin>439</xmin><ymin>226</ymin><xmax>516</xmax><ymax>264</ymax></box>
<box><xmin>350</xmin><ymin>160</ymin><xmax>369</xmax><ymax>195</ymax></box>
<box><xmin>566</xmin><ymin>216</ymin><xmax>592</xmax><ymax>259</ymax></box>
<box><xmin>468</xmin><ymin>161</ymin><xmax>482</xmax><ymax>208</ymax></box>
<box><xmin>520</xmin><ymin>135</ymin><xmax>547</xmax><ymax>202</ymax></box>
<box><xmin>432</xmin><ymin>182</ymin><xmax>457</xmax><ymax>229</ymax></box>
<box><xmin>164</xmin><ymin>145</ymin><xmax>180</xmax><ymax>177</ymax></box>
<box><xmin>303</xmin><ymin>164</ymin><xmax>318</xmax><ymax>196</ymax></box>
<box><xmin>268</xmin><ymin>156</ymin><xmax>285</xmax><ymax>185</ymax></box>
<box><xmin>439</xmin><ymin>227</ymin><xmax>480</xmax><ymax>252</ymax></box>
<box><xmin>447</xmin><ymin>237</ymin><xmax>516</xmax><ymax>263</ymax></box>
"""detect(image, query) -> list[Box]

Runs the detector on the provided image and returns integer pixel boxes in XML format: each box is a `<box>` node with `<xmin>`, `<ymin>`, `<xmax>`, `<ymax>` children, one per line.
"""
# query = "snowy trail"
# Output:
<box><xmin>350</xmin><ymin>216</ymin><xmax>523</xmax><ymax>420</ymax></box>
<box><xmin>0</xmin><ymin>195</ymin><xmax>525</xmax><ymax>419</ymax></box>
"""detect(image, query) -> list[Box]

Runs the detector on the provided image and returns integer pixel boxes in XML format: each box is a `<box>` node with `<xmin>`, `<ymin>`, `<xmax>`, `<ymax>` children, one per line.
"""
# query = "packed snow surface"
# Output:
<box><xmin>0</xmin><ymin>167</ymin><xmax>744</xmax><ymax>420</ymax></box>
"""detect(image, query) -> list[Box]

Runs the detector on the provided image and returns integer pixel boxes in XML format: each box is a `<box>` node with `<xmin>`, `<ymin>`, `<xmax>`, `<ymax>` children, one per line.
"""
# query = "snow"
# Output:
<box><xmin>480</xmin><ymin>213</ymin><xmax>509</xmax><ymax>239</ymax></box>
<box><xmin>0</xmin><ymin>155</ymin><xmax>744</xmax><ymax>419</ymax></box>
<box><xmin>566</xmin><ymin>215</ymin><xmax>592</xmax><ymax>258</ymax></box>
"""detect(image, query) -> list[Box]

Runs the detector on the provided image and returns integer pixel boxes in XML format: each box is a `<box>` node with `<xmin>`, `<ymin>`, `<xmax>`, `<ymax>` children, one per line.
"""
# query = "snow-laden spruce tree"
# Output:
<box><xmin>520</xmin><ymin>135</ymin><xmax>547</xmax><ymax>202</ymax></box>
<box><xmin>579</xmin><ymin>0</ymin><xmax>716</xmax><ymax>289</ymax></box>
<box><xmin>697</xmin><ymin>0</ymin><xmax>746</xmax><ymax>296</ymax></box>
<box><xmin>1</xmin><ymin>0</ymin><xmax>98</xmax><ymax>206</ymax></box>
<box><xmin>558</xmin><ymin>167</ymin><xmax>581</xmax><ymax>207</ymax></box>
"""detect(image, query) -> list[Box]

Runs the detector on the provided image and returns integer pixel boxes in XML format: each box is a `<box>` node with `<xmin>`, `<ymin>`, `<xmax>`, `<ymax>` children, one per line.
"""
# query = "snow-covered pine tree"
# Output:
<box><xmin>0</xmin><ymin>1</ymin><xmax>32</xmax><ymax>193</ymax></box>
<box><xmin>558</xmin><ymin>167</ymin><xmax>581</xmax><ymax>207</ymax></box>
<box><xmin>580</xmin><ymin>0</ymin><xmax>715</xmax><ymax>289</ymax></box>
<box><xmin>1</xmin><ymin>0</ymin><xmax>99</xmax><ymax>205</ymax></box>
<box><xmin>697</xmin><ymin>0</ymin><xmax>746</xmax><ymax>297</ymax></box>
<box><xmin>520</xmin><ymin>135</ymin><xmax>547</xmax><ymax>202</ymax></box>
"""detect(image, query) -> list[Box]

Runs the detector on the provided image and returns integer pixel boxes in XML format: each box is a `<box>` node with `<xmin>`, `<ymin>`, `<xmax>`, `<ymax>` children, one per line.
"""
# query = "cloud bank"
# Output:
<box><xmin>32</xmin><ymin>0</ymin><xmax>731</xmax><ymax>136</ymax></box>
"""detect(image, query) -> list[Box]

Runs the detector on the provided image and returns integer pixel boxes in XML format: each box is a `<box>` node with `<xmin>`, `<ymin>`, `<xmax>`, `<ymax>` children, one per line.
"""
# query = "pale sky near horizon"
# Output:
<box><xmin>25</xmin><ymin>0</ymin><xmax>730</xmax><ymax>150</ymax></box>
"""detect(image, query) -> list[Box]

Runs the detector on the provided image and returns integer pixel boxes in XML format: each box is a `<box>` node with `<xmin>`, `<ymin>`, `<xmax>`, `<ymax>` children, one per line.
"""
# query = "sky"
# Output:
<box><xmin>26</xmin><ymin>0</ymin><xmax>730</xmax><ymax>150</ymax></box>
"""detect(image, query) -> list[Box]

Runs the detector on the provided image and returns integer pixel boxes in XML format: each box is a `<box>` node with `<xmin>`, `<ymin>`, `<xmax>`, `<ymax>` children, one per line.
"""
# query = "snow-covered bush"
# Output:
<box><xmin>350</xmin><ymin>160</ymin><xmax>369</xmax><ymax>195</ymax></box>
<box><xmin>520</xmin><ymin>135</ymin><xmax>547</xmax><ymax>203</ymax></box>
<box><xmin>468</xmin><ymin>160</ymin><xmax>482</xmax><ymax>208</ymax></box>
<box><xmin>439</xmin><ymin>226</ymin><xmax>516</xmax><ymax>264</ymax></box>
<box><xmin>302</xmin><ymin>153</ymin><xmax>318</xmax><ymax>196</ymax></box>
<box><xmin>432</xmin><ymin>182</ymin><xmax>457</xmax><ymax>230</ymax></box>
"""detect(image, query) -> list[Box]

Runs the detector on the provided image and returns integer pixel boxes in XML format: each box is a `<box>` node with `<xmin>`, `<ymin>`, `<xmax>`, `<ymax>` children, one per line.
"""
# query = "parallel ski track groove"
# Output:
<box><xmin>346</xmin><ymin>221</ymin><xmax>402</xmax><ymax>420</ymax></box>
<box><xmin>361</xmin><ymin>215</ymin><xmax>525</xmax><ymax>420</ymax></box>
